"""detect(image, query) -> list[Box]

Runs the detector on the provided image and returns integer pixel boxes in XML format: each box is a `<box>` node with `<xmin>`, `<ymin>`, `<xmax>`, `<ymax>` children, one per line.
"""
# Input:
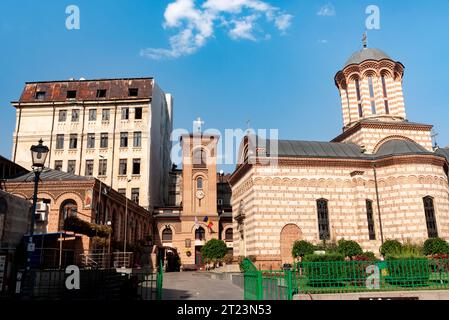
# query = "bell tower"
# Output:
<box><xmin>181</xmin><ymin>119</ymin><xmax>219</xmax><ymax>218</ymax></box>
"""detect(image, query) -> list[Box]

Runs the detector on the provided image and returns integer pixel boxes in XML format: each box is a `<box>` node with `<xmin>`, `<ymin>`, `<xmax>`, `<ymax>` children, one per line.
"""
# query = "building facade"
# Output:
<box><xmin>229</xmin><ymin>44</ymin><xmax>449</xmax><ymax>270</ymax></box>
<box><xmin>154</xmin><ymin>131</ymin><xmax>233</xmax><ymax>268</ymax></box>
<box><xmin>4</xmin><ymin>169</ymin><xmax>153</xmax><ymax>262</ymax></box>
<box><xmin>11</xmin><ymin>78</ymin><xmax>173</xmax><ymax>209</ymax></box>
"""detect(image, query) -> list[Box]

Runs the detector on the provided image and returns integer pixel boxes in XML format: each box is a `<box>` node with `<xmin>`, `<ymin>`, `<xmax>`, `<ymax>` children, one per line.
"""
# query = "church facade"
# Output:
<box><xmin>229</xmin><ymin>44</ymin><xmax>449</xmax><ymax>270</ymax></box>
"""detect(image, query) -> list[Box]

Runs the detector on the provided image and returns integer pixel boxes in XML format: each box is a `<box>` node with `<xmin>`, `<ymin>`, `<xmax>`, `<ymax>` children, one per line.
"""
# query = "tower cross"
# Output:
<box><xmin>193</xmin><ymin>117</ymin><xmax>204</xmax><ymax>133</ymax></box>
<box><xmin>362</xmin><ymin>32</ymin><xmax>367</xmax><ymax>48</ymax></box>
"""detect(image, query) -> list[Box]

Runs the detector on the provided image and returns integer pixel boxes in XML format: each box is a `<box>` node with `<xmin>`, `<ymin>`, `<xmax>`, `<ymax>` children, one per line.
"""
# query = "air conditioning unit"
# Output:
<box><xmin>35</xmin><ymin>211</ymin><xmax>46</xmax><ymax>222</ymax></box>
<box><xmin>36</xmin><ymin>202</ymin><xmax>47</xmax><ymax>212</ymax></box>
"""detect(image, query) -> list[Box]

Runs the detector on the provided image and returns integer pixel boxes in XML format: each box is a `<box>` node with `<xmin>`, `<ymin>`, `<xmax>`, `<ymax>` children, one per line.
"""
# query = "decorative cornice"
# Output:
<box><xmin>332</xmin><ymin>120</ymin><xmax>433</xmax><ymax>142</ymax></box>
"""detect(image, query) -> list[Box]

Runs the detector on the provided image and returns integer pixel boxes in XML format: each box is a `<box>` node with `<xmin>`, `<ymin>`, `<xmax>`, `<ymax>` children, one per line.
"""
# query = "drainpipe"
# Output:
<box><xmin>372</xmin><ymin>163</ymin><xmax>384</xmax><ymax>245</ymax></box>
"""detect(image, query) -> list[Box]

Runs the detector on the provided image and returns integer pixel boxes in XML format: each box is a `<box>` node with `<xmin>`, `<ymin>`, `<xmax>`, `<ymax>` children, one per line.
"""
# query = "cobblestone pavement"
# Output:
<box><xmin>162</xmin><ymin>272</ymin><xmax>244</xmax><ymax>300</ymax></box>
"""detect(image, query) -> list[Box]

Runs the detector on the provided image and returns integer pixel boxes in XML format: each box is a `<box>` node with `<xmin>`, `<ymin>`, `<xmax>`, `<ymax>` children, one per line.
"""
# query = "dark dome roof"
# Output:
<box><xmin>376</xmin><ymin>139</ymin><xmax>430</xmax><ymax>157</ymax></box>
<box><xmin>344</xmin><ymin>48</ymin><xmax>391</xmax><ymax>68</ymax></box>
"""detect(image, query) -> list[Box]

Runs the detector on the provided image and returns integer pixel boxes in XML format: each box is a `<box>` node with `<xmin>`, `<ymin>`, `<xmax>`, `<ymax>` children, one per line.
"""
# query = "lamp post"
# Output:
<box><xmin>123</xmin><ymin>178</ymin><xmax>131</xmax><ymax>268</ymax></box>
<box><xmin>107</xmin><ymin>220</ymin><xmax>112</xmax><ymax>267</ymax></box>
<box><xmin>27</xmin><ymin>139</ymin><xmax>49</xmax><ymax>271</ymax></box>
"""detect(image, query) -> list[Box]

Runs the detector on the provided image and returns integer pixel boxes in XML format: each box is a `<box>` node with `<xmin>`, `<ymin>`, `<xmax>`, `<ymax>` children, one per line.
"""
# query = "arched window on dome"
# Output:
<box><xmin>355</xmin><ymin>79</ymin><xmax>363</xmax><ymax>118</ymax></box>
<box><xmin>381</xmin><ymin>75</ymin><xmax>390</xmax><ymax>114</ymax></box>
<box><xmin>368</xmin><ymin>76</ymin><xmax>376</xmax><ymax>115</ymax></box>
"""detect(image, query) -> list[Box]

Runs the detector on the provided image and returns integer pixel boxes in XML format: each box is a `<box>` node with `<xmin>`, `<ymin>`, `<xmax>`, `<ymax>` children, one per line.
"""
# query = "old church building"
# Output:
<box><xmin>230</xmin><ymin>43</ymin><xmax>449</xmax><ymax>270</ymax></box>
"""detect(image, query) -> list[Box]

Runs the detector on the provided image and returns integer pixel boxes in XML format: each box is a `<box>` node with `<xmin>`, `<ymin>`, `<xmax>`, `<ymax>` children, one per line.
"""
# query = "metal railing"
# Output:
<box><xmin>243</xmin><ymin>258</ymin><xmax>449</xmax><ymax>300</ymax></box>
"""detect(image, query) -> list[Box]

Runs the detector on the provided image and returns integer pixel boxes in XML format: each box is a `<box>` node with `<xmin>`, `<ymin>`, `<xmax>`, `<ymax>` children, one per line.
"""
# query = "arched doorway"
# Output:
<box><xmin>280</xmin><ymin>224</ymin><xmax>302</xmax><ymax>264</ymax></box>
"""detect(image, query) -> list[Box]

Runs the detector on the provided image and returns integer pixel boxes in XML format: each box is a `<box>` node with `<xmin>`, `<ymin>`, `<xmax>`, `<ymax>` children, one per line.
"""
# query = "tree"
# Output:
<box><xmin>292</xmin><ymin>240</ymin><xmax>315</xmax><ymax>259</ymax></box>
<box><xmin>201</xmin><ymin>239</ymin><xmax>228</xmax><ymax>265</ymax></box>
<box><xmin>337</xmin><ymin>239</ymin><xmax>363</xmax><ymax>259</ymax></box>
<box><xmin>380</xmin><ymin>239</ymin><xmax>402</xmax><ymax>257</ymax></box>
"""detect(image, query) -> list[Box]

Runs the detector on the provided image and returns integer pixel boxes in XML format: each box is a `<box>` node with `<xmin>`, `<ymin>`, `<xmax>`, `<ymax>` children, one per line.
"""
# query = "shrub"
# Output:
<box><xmin>353</xmin><ymin>251</ymin><xmax>377</xmax><ymax>261</ymax></box>
<box><xmin>380</xmin><ymin>240</ymin><xmax>402</xmax><ymax>257</ymax></box>
<box><xmin>292</xmin><ymin>240</ymin><xmax>315</xmax><ymax>259</ymax></box>
<box><xmin>63</xmin><ymin>216</ymin><xmax>112</xmax><ymax>238</ymax></box>
<box><xmin>423</xmin><ymin>238</ymin><xmax>449</xmax><ymax>256</ymax></box>
<box><xmin>314</xmin><ymin>241</ymin><xmax>339</xmax><ymax>254</ymax></box>
<box><xmin>337</xmin><ymin>239</ymin><xmax>363</xmax><ymax>259</ymax></box>
<box><xmin>223</xmin><ymin>253</ymin><xmax>234</xmax><ymax>264</ymax></box>
<box><xmin>303</xmin><ymin>253</ymin><xmax>345</xmax><ymax>263</ymax></box>
<box><xmin>201</xmin><ymin>239</ymin><xmax>228</xmax><ymax>263</ymax></box>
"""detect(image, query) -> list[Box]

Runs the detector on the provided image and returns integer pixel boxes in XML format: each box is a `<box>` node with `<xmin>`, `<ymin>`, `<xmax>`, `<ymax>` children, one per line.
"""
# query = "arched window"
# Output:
<box><xmin>381</xmin><ymin>75</ymin><xmax>390</xmax><ymax>114</ymax></box>
<box><xmin>195</xmin><ymin>227</ymin><xmax>206</xmax><ymax>241</ymax></box>
<box><xmin>366</xmin><ymin>200</ymin><xmax>376</xmax><ymax>240</ymax></box>
<box><xmin>193</xmin><ymin>148</ymin><xmax>207</xmax><ymax>168</ymax></box>
<box><xmin>317</xmin><ymin>199</ymin><xmax>330</xmax><ymax>240</ymax></box>
<box><xmin>162</xmin><ymin>227</ymin><xmax>173</xmax><ymax>242</ymax></box>
<box><xmin>225</xmin><ymin>228</ymin><xmax>233</xmax><ymax>242</ymax></box>
<box><xmin>197</xmin><ymin>177</ymin><xmax>203</xmax><ymax>190</ymax></box>
<box><xmin>368</xmin><ymin>76</ymin><xmax>376</xmax><ymax>115</ymax></box>
<box><xmin>59</xmin><ymin>200</ymin><xmax>78</xmax><ymax>230</ymax></box>
<box><xmin>423</xmin><ymin>196</ymin><xmax>438</xmax><ymax>238</ymax></box>
<box><xmin>355</xmin><ymin>79</ymin><xmax>363</xmax><ymax>118</ymax></box>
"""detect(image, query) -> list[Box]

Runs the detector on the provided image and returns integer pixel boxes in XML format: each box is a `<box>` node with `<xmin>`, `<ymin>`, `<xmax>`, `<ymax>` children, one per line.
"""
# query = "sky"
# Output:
<box><xmin>1</xmin><ymin>0</ymin><xmax>449</xmax><ymax>173</ymax></box>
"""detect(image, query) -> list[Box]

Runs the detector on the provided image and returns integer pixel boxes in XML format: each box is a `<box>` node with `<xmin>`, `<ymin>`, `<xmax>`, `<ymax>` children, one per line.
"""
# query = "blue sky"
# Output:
<box><xmin>1</xmin><ymin>0</ymin><xmax>449</xmax><ymax>173</ymax></box>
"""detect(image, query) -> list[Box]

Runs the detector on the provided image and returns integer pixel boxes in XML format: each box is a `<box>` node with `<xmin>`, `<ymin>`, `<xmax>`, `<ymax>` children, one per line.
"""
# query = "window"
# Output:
<box><xmin>128</xmin><ymin>88</ymin><xmax>139</xmax><ymax>97</ymax></box>
<box><xmin>197</xmin><ymin>177</ymin><xmax>203</xmax><ymax>190</ymax></box>
<box><xmin>217</xmin><ymin>199</ymin><xmax>223</xmax><ymax>206</ymax></box>
<box><xmin>98</xmin><ymin>159</ymin><xmax>107</xmax><ymax>176</ymax></box>
<box><xmin>132</xmin><ymin>159</ymin><xmax>141</xmax><ymax>175</ymax></box>
<box><xmin>195</xmin><ymin>227</ymin><xmax>206</xmax><ymax>241</ymax></box>
<box><xmin>423</xmin><ymin>196</ymin><xmax>438</xmax><ymax>238</ymax></box>
<box><xmin>131</xmin><ymin>188</ymin><xmax>140</xmax><ymax>204</ymax></box>
<box><xmin>71</xmin><ymin>109</ymin><xmax>80</xmax><ymax>122</ymax></box>
<box><xmin>118</xmin><ymin>188</ymin><xmax>126</xmax><ymax>197</ymax></box>
<box><xmin>59</xmin><ymin>200</ymin><xmax>78</xmax><ymax>230</ymax></box>
<box><xmin>162</xmin><ymin>227</ymin><xmax>172</xmax><ymax>242</ymax></box>
<box><xmin>67</xmin><ymin>160</ymin><xmax>76</xmax><ymax>174</ymax></box>
<box><xmin>59</xmin><ymin>110</ymin><xmax>67</xmax><ymax>122</ymax></box>
<box><xmin>89</xmin><ymin>109</ymin><xmax>97</xmax><ymax>121</ymax></box>
<box><xmin>56</xmin><ymin>134</ymin><xmax>64</xmax><ymax>149</ymax></box>
<box><xmin>193</xmin><ymin>149</ymin><xmax>207</xmax><ymax>168</ymax></box>
<box><xmin>368</xmin><ymin>76</ymin><xmax>376</xmax><ymax>115</ymax></box>
<box><xmin>36</xmin><ymin>91</ymin><xmax>46</xmax><ymax>100</ymax></box>
<box><xmin>355</xmin><ymin>79</ymin><xmax>363</xmax><ymax>118</ymax></box>
<box><xmin>225</xmin><ymin>228</ymin><xmax>233</xmax><ymax>242</ymax></box>
<box><xmin>119</xmin><ymin>159</ymin><xmax>127</xmax><ymax>175</ymax></box>
<box><xmin>96</xmin><ymin>89</ymin><xmax>107</xmax><ymax>98</ymax></box>
<box><xmin>87</xmin><ymin>133</ymin><xmax>95</xmax><ymax>148</ymax></box>
<box><xmin>54</xmin><ymin>160</ymin><xmax>63</xmax><ymax>171</ymax></box>
<box><xmin>102</xmin><ymin>109</ymin><xmax>110</xmax><ymax>121</ymax></box>
<box><xmin>133</xmin><ymin>131</ymin><xmax>142</xmax><ymax>147</ymax></box>
<box><xmin>317</xmin><ymin>199</ymin><xmax>330</xmax><ymax>240</ymax></box>
<box><xmin>381</xmin><ymin>76</ymin><xmax>390</xmax><ymax>114</ymax></box>
<box><xmin>121</xmin><ymin>107</ymin><xmax>129</xmax><ymax>120</ymax></box>
<box><xmin>85</xmin><ymin>160</ymin><xmax>94</xmax><ymax>176</ymax></box>
<box><xmin>66</xmin><ymin>90</ymin><xmax>77</xmax><ymax>99</ymax></box>
<box><xmin>135</xmin><ymin>107</ymin><xmax>143</xmax><ymax>120</ymax></box>
<box><xmin>120</xmin><ymin>132</ymin><xmax>128</xmax><ymax>148</ymax></box>
<box><xmin>100</xmin><ymin>133</ymin><xmax>108</xmax><ymax>148</ymax></box>
<box><xmin>69</xmin><ymin>134</ymin><xmax>78</xmax><ymax>149</ymax></box>
<box><xmin>366</xmin><ymin>200</ymin><xmax>376</xmax><ymax>240</ymax></box>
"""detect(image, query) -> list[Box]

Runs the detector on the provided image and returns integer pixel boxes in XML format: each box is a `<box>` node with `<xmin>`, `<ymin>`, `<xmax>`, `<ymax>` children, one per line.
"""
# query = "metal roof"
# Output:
<box><xmin>375</xmin><ymin>139</ymin><xmax>432</xmax><ymax>157</ymax></box>
<box><xmin>436</xmin><ymin>148</ymin><xmax>449</xmax><ymax>163</ymax></box>
<box><xmin>8</xmin><ymin>168</ymin><xmax>93</xmax><ymax>182</ymax></box>
<box><xmin>344</xmin><ymin>48</ymin><xmax>391</xmax><ymax>67</ymax></box>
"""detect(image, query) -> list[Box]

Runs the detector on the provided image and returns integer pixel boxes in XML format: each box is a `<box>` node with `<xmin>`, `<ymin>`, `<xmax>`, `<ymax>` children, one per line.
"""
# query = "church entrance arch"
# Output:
<box><xmin>280</xmin><ymin>224</ymin><xmax>302</xmax><ymax>264</ymax></box>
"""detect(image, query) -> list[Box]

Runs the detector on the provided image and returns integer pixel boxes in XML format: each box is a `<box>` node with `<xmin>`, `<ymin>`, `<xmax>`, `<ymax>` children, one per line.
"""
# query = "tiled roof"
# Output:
<box><xmin>17</xmin><ymin>78</ymin><xmax>153</xmax><ymax>103</ymax></box>
<box><xmin>344</xmin><ymin>48</ymin><xmax>392</xmax><ymax>67</ymax></box>
<box><xmin>8</xmin><ymin>168</ymin><xmax>93</xmax><ymax>182</ymax></box>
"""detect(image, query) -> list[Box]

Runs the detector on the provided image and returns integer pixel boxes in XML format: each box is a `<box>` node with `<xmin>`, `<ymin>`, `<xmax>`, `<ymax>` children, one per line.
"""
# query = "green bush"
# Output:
<box><xmin>303</xmin><ymin>253</ymin><xmax>345</xmax><ymax>263</ymax></box>
<box><xmin>353</xmin><ymin>251</ymin><xmax>377</xmax><ymax>261</ymax></box>
<box><xmin>292</xmin><ymin>240</ymin><xmax>315</xmax><ymax>259</ymax></box>
<box><xmin>314</xmin><ymin>241</ymin><xmax>339</xmax><ymax>254</ymax></box>
<box><xmin>223</xmin><ymin>253</ymin><xmax>234</xmax><ymax>264</ymax></box>
<box><xmin>201</xmin><ymin>239</ymin><xmax>228</xmax><ymax>263</ymax></box>
<box><xmin>337</xmin><ymin>239</ymin><xmax>363</xmax><ymax>259</ymax></box>
<box><xmin>423</xmin><ymin>238</ymin><xmax>449</xmax><ymax>256</ymax></box>
<box><xmin>63</xmin><ymin>216</ymin><xmax>111</xmax><ymax>238</ymax></box>
<box><xmin>380</xmin><ymin>240</ymin><xmax>402</xmax><ymax>257</ymax></box>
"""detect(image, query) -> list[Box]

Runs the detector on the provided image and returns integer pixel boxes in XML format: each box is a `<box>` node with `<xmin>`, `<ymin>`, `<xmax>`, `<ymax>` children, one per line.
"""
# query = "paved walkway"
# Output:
<box><xmin>162</xmin><ymin>272</ymin><xmax>244</xmax><ymax>300</ymax></box>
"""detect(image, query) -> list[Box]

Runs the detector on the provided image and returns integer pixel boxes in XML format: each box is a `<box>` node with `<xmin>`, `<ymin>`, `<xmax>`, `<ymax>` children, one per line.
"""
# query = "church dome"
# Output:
<box><xmin>344</xmin><ymin>48</ymin><xmax>391</xmax><ymax>68</ymax></box>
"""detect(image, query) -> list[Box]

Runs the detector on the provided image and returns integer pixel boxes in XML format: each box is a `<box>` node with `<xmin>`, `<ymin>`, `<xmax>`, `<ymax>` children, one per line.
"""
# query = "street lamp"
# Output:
<box><xmin>107</xmin><ymin>220</ymin><xmax>112</xmax><ymax>267</ymax></box>
<box><xmin>123</xmin><ymin>178</ymin><xmax>132</xmax><ymax>268</ymax></box>
<box><xmin>28</xmin><ymin>139</ymin><xmax>49</xmax><ymax>270</ymax></box>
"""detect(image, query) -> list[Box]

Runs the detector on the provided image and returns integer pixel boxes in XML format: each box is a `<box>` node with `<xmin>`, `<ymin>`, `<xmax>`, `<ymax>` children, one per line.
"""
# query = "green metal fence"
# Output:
<box><xmin>156</xmin><ymin>259</ymin><xmax>164</xmax><ymax>300</ymax></box>
<box><xmin>243</xmin><ymin>258</ymin><xmax>449</xmax><ymax>300</ymax></box>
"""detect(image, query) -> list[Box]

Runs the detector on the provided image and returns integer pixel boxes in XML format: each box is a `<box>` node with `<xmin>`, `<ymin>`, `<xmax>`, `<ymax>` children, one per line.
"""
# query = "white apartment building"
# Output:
<box><xmin>11</xmin><ymin>77</ymin><xmax>173</xmax><ymax>210</ymax></box>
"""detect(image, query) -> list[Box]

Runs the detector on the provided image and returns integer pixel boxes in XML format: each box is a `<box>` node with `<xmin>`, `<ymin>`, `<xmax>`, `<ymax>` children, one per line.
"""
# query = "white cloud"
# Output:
<box><xmin>140</xmin><ymin>0</ymin><xmax>293</xmax><ymax>59</ymax></box>
<box><xmin>317</xmin><ymin>3</ymin><xmax>336</xmax><ymax>16</ymax></box>
<box><xmin>318</xmin><ymin>39</ymin><xmax>328</xmax><ymax>44</ymax></box>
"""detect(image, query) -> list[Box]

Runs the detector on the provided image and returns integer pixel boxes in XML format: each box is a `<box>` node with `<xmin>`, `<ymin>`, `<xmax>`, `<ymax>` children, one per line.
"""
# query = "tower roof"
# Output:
<box><xmin>344</xmin><ymin>47</ymin><xmax>391</xmax><ymax>68</ymax></box>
